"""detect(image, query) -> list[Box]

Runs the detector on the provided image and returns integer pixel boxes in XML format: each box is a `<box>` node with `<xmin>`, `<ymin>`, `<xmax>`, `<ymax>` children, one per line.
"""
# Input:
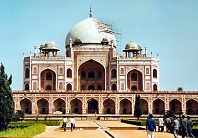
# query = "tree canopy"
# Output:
<box><xmin>0</xmin><ymin>63</ymin><xmax>14</xmax><ymax>130</ymax></box>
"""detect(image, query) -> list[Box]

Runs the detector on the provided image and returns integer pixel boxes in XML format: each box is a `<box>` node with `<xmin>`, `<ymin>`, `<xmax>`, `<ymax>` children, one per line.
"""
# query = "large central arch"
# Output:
<box><xmin>127</xmin><ymin>69</ymin><xmax>143</xmax><ymax>91</ymax></box>
<box><xmin>78</xmin><ymin>60</ymin><xmax>105</xmax><ymax>90</ymax></box>
<box><xmin>40</xmin><ymin>69</ymin><xmax>56</xmax><ymax>90</ymax></box>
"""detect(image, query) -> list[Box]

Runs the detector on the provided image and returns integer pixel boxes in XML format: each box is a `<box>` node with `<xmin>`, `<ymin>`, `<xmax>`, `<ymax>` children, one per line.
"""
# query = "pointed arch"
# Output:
<box><xmin>103</xmin><ymin>98</ymin><xmax>115</xmax><ymax>114</ymax></box>
<box><xmin>53</xmin><ymin>98</ymin><xmax>65</xmax><ymax>114</ymax></box>
<box><xmin>169</xmin><ymin>99</ymin><xmax>182</xmax><ymax>113</ymax></box>
<box><xmin>37</xmin><ymin>98</ymin><xmax>49</xmax><ymax>114</ymax></box>
<box><xmin>70</xmin><ymin>98</ymin><xmax>82</xmax><ymax>114</ymax></box>
<box><xmin>186</xmin><ymin>99</ymin><xmax>198</xmax><ymax>115</ymax></box>
<box><xmin>153</xmin><ymin>99</ymin><xmax>165</xmax><ymax>115</ymax></box>
<box><xmin>20</xmin><ymin>98</ymin><xmax>32</xmax><ymax>114</ymax></box>
<box><xmin>120</xmin><ymin>99</ymin><xmax>132</xmax><ymax>114</ymax></box>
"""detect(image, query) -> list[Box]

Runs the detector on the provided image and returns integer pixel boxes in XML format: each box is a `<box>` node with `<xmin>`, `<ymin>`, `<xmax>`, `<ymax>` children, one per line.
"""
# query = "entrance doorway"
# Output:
<box><xmin>88</xmin><ymin>99</ymin><xmax>98</xmax><ymax>113</ymax></box>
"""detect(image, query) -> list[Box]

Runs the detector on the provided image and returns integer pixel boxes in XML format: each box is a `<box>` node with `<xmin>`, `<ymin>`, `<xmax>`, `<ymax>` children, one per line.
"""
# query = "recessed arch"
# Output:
<box><xmin>67</xmin><ymin>68</ymin><xmax>72</xmax><ymax>78</ymax></box>
<box><xmin>153</xmin><ymin>69</ymin><xmax>157</xmax><ymax>78</ymax></box>
<box><xmin>186</xmin><ymin>99</ymin><xmax>198</xmax><ymax>115</ymax></box>
<box><xmin>25</xmin><ymin>83</ymin><xmax>29</xmax><ymax>90</ymax></box>
<box><xmin>87</xmin><ymin>98</ymin><xmax>98</xmax><ymax>114</ymax></box>
<box><xmin>20</xmin><ymin>98</ymin><xmax>32</xmax><ymax>114</ymax></box>
<box><xmin>25</xmin><ymin>68</ymin><xmax>30</xmax><ymax>78</ymax></box>
<box><xmin>153</xmin><ymin>84</ymin><xmax>158</xmax><ymax>91</ymax></box>
<box><xmin>37</xmin><ymin>98</ymin><xmax>49</xmax><ymax>114</ymax></box>
<box><xmin>141</xmin><ymin>99</ymin><xmax>148</xmax><ymax>114</ymax></box>
<box><xmin>67</xmin><ymin>83</ymin><xmax>72</xmax><ymax>90</ymax></box>
<box><xmin>103</xmin><ymin>98</ymin><xmax>115</xmax><ymax>114</ymax></box>
<box><xmin>70</xmin><ymin>98</ymin><xmax>82</xmax><ymax>114</ymax></box>
<box><xmin>78</xmin><ymin>60</ymin><xmax>105</xmax><ymax>90</ymax></box>
<box><xmin>127</xmin><ymin>69</ymin><xmax>143</xmax><ymax>91</ymax></box>
<box><xmin>111</xmin><ymin>83</ymin><xmax>117</xmax><ymax>90</ymax></box>
<box><xmin>40</xmin><ymin>69</ymin><xmax>56</xmax><ymax>90</ymax></box>
<box><xmin>111</xmin><ymin>69</ymin><xmax>117</xmax><ymax>79</ymax></box>
<box><xmin>120</xmin><ymin>99</ymin><xmax>132</xmax><ymax>114</ymax></box>
<box><xmin>53</xmin><ymin>98</ymin><xmax>65</xmax><ymax>114</ymax></box>
<box><xmin>153</xmin><ymin>99</ymin><xmax>165</xmax><ymax>115</ymax></box>
<box><xmin>169</xmin><ymin>99</ymin><xmax>182</xmax><ymax>113</ymax></box>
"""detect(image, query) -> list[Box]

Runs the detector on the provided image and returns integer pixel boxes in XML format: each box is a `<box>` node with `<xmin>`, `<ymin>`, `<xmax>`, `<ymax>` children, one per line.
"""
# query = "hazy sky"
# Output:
<box><xmin>0</xmin><ymin>0</ymin><xmax>198</xmax><ymax>91</ymax></box>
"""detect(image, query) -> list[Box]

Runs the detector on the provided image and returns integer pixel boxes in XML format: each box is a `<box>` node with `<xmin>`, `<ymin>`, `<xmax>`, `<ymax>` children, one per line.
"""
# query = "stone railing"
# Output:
<box><xmin>12</xmin><ymin>90</ymin><xmax>198</xmax><ymax>94</ymax></box>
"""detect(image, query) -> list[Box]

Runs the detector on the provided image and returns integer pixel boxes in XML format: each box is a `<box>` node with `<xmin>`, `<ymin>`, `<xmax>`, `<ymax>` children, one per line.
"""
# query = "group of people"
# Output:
<box><xmin>63</xmin><ymin>116</ymin><xmax>76</xmax><ymax>132</ymax></box>
<box><xmin>146</xmin><ymin>114</ymin><xmax>195</xmax><ymax>138</ymax></box>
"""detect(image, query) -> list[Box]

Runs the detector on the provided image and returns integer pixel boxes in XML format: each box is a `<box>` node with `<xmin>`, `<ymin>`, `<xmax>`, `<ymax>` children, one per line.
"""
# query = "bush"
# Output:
<box><xmin>121</xmin><ymin>119</ymin><xmax>146</xmax><ymax>126</ymax></box>
<box><xmin>0</xmin><ymin>123</ymin><xmax>46</xmax><ymax>137</ymax></box>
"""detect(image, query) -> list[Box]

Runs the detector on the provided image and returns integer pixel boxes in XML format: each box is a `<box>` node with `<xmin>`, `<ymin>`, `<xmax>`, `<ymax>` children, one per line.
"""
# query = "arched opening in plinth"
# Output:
<box><xmin>141</xmin><ymin>99</ymin><xmax>148</xmax><ymax>114</ymax></box>
<box><xmin>78</xmin><ymin>60</ymin><xmax>105</xmax><ymax>90</ymax></box>
<box><xmin>103</xmin><ymin>99</ymin><xmax>115</xmax><ymax>114</ymax></box>
<box><xmin>40</xmin><ymin>69</ymin><xmax>56</xmax><ymax>90</ymax></box>
<box><xmin>169</xmin><ymin>99</ymin><xmax>182</xmax><ymax>113</ymax></box>
<box><xmin>87</xmin><ymin>98</ymin><xmax>98</xmax><ymax>114</ymax></box>
<box><xmin>37</xmin><ymin>98</ymin><xmax>49</xmax><ymax>114</ymax></box>
<box><xmin>127</xmin><ymin>70</ymin><xmax>143</xmax><ymax>91</ymax></box>
<box><xmin>120</xmin><ymin>99</ymin><xmax>132</xmax><ymax>114</ymax></box>
<box><xmin>186</xmin><ymin>99</ymin><xmax>198</xmax><ymax>115</ymax></box>
<box><xmin>153</xmin><ymin>99</ymin><xmax>165</xmax><ymax>115</ymax></box>
<box><xmin>53</xmin><ymin>98</ymin><xmax>65</xmax><ymax>114</ymax></box>
<box><xmin>70</xmin><ymin>98</ymin><xmax>82</xmax><ymax>114</ymax></box>
<box><xmin>20</xmin><ymin>98</ymin><xmax>32</xmax><ymax>114</ymax></box>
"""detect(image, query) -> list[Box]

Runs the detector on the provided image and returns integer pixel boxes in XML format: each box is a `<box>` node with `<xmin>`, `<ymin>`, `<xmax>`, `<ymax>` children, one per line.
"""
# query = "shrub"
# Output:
<box><xmin>121</xmin><ymin>119</ymin><xmax>146</xmax><ymax>126</ymax></box>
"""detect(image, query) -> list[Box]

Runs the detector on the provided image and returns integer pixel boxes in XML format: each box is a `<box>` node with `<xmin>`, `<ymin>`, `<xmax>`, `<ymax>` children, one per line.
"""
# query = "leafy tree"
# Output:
<box><xmin>177</xmin><ymin>87</ymin><xmax>183</xmax><ymax>91</ymax></box>
<box><xmin>134</xmin><ymin>95</ymin><xmax>142</xmax><ymax>120</ymax></box>
<box><xmin>0</xmin><ymin>63</ymin><xmax>14</xmax><ymax>130</ymax></box>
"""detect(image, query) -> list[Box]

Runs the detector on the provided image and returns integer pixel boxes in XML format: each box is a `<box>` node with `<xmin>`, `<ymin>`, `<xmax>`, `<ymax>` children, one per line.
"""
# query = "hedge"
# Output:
<box><xmin>121</xmin><ymin>119</ymin><xmax>146</xmax><ymax>126</ymax></box>
<box><xmin>0</xmin><ymin>124</ymin><xmax>46</xmax><ymax>137</ymax></box>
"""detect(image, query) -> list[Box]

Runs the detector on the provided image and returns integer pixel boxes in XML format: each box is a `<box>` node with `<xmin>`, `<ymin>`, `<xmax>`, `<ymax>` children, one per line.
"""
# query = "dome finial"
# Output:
<box><xmin>89</xmin><ymin>6</ymin><xmax>92</xmax><ymax>18</ymax></box>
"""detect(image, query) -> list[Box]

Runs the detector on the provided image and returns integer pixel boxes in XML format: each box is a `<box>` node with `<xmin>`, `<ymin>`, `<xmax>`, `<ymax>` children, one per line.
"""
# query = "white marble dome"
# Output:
<box><xmin>65</xmin><ymin>18</ymin><xmax>117</xmax><ymax>47</ymax></box>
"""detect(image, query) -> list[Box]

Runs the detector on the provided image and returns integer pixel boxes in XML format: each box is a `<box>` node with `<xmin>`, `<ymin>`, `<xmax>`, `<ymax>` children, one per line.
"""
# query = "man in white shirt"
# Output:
<box><xmin>158</xmin><ymin>116</ymin><xmax>164</xmax><ymax>132</ymax></box>
<box><xmin>63</xmin><ymin>116</ymin><xmax>67</xmax><ymax>131</ymax></box>
<box><xmin>70</xmin><ymin>117</ymin><xmax>75</xmax><ymax>132</ymax></box>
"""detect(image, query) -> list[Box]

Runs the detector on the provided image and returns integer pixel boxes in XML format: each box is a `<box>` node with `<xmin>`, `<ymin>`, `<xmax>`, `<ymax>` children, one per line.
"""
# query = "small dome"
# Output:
<box><xmin>125</xmin><ymin>41</ymin><xmax>139</xmax><ymax>50</ymax></box>
<box><xmin>40</xmin><ymin>41</ymin><xmax>59</xmax><ymax>51</ymax></box>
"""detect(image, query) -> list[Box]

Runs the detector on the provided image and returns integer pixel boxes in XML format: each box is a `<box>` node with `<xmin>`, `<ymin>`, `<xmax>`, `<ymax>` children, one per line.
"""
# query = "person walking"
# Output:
<box><xmin>158</xmin><ymin>116</ymin><xmax>164</xmax><ymax>132</ymax></box>
<box><xmin>187</xmin><ymin>116</ymin><xmax>195</xmax><ymax>138</ymax></box>
<box><xmin>63</xmin><ymin>116</ymin><xmax>67</xmax><ymax>132</ymax></box>
<box><xmin>173</xmin><ymin>116</ymin><xmax>179</xmax><ymax>138</ymax></box>
<box><xmin>146</xmin><ymin>114</ymin><xmax>156</xmax><ymax>138</ymax></box>
<box><xmin>165</xmin><ymin>117</ymin><xmax>171</xmax><ymax>132</ymax></box>
<box><xmin>70</xmin><ymin>117</ymin><xmax>75</xmax><ymax>132</ymax></box>
<box><xmin>181</xmin><ymin>115</ymin><xmax>187</xmax><ymax>138</ymax></box>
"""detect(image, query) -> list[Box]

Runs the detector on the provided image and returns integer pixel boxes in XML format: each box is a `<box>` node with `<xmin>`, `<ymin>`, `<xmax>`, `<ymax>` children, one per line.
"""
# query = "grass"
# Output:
<box><xmin>0</xmin><ymin>123</ymin><xmax>46</xmax><ymax>137</ymax></box>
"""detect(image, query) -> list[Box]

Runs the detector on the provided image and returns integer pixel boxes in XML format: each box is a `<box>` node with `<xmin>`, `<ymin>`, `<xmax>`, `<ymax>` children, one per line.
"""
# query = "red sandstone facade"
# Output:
<box><xmin>13</xmin><ymin>15</ymin><xmax>198</xmax><ymax>116</ymax></box>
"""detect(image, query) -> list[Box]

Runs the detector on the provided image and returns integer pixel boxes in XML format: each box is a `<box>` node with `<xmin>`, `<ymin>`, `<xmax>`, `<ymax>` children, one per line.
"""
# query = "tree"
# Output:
<box><xmin>177</xmin><ymin>87</ymin><xmax>183</xmax><ymax>91</ymax></box>
<box><xmin>0</xmin><ymin>63</ymin><xmax>14</xmax><ymax>130</ymax></box>
<box><xmin>134</xmin><ymin>95</ymin><xmax>142</xmax><ymax>120</ymax></box>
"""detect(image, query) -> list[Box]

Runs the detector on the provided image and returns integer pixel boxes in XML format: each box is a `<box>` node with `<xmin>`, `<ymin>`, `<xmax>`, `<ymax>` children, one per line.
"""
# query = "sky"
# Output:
<box><xmin>0</xmin><ymin>0</ymin><xmax>198</xmax><ymax>91</ymax></box>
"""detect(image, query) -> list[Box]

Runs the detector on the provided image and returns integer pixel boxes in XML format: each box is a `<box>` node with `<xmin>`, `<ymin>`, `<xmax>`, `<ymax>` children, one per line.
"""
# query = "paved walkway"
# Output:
<box><xmin>33</xmin><ymin>120</ymin><xmax>182</xmax><ymax>138</ymax></box>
